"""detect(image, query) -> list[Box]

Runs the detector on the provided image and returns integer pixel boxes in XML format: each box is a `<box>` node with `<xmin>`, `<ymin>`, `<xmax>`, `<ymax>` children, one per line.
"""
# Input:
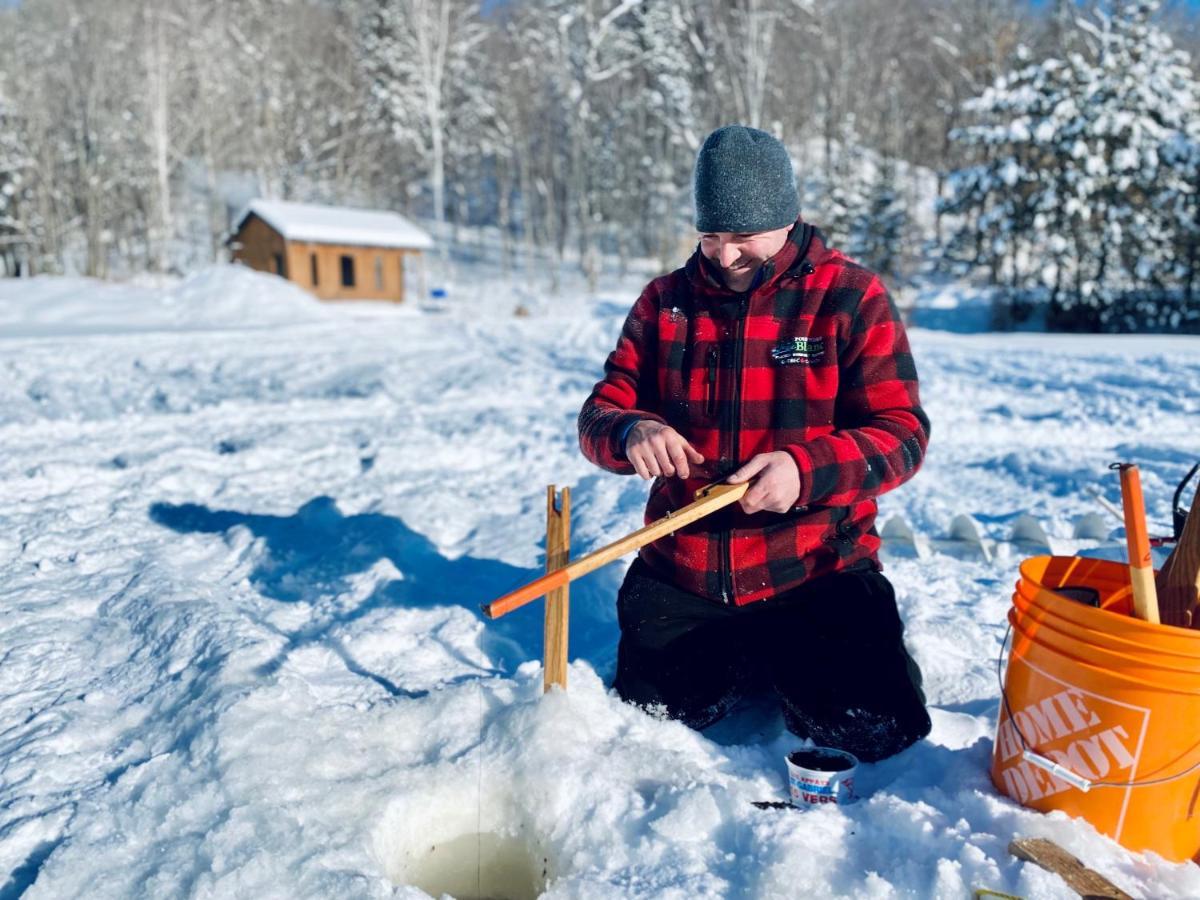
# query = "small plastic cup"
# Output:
<box><xmin>786</xmin><ymin>747</ymin><xmax>858</xmax><ymax>807</ymax></box>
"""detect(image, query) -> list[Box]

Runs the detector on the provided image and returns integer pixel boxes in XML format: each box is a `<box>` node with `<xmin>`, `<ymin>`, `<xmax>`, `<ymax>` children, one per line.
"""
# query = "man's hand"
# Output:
<box><xmin>626</xmin><ymin>421</ymin><xmax>705</xmax><ymax>480</ymax></box>
<box><xmin>727</xmin><ymin>451</ymin><xmax>801</xmax><ymax>514</ymax></box>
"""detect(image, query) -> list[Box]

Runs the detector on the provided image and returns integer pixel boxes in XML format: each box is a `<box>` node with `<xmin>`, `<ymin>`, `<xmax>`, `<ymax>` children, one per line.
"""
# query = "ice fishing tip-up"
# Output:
<box><xmin>481</xmin><ymin>481</ymin><xmax>748</xmax><ymax>621</ymax></box>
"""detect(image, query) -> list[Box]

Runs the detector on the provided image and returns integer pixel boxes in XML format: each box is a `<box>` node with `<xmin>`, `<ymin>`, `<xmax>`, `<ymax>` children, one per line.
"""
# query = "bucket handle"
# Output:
<box><xmin>1020</xmin><ymin>750</ymin><xmax>1094</xmax><ymax>792</ymax></box>
<box><xmin>997</xmin><ymin>622</ymin><xmax>1200</xmax><ymax>790</ymax></box>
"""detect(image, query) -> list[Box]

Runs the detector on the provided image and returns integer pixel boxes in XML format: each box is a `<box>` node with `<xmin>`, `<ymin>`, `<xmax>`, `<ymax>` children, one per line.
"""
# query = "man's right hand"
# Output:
<box><xmin>625</xmin><ymin>421</ymin><xmax>705</xmax><ymax>480</ymax></box>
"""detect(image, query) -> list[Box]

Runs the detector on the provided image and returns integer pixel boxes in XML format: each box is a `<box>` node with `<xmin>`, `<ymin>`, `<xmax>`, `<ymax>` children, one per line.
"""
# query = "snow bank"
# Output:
<box><xmin>0</xmin><ymin>265</ymin><xmax>336</xmax><ymax>336</ymax></box>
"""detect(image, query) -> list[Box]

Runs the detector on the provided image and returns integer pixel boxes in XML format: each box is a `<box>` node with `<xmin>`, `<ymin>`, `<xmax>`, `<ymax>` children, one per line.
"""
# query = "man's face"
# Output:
<box><xmin>699</xmin><ymin>226</ymin><xmax>791</xmax><ymax>291</ymax></box>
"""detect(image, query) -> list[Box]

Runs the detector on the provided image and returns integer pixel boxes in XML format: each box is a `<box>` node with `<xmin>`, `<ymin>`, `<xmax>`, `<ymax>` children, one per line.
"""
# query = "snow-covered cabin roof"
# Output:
<box><xmin>235</xmin><ymin>200</ymin><xmax>433</xmax><ymax>251</ymax></box>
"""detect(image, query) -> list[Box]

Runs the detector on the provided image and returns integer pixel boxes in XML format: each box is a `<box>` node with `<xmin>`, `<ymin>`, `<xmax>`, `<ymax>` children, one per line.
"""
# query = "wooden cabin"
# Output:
<box><xmin>228</xmin><ymin>200</ymin><xmax>433</xmax><ymax>303</ymax></box>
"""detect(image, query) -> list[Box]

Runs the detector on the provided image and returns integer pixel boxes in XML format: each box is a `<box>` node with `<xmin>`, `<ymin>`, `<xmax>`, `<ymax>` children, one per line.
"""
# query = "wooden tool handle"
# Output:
<box><xmin>1157</xmin><ymin>477</ymin><xmax>1200</xmax><ymax>628</ymax></box>
<box><xmin>1116</xmin><ymin>463</ymin><xmax>1160</xmax><ymax>624</ymax></box>
<box><xmin>482</xmin><ymin>480</ymin><xmax>749</xmax><ymax>620</ymax></box>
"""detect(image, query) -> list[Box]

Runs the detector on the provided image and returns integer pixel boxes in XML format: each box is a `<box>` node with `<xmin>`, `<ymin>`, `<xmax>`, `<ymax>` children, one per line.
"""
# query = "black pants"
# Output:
<box><xmin>613</xmin><ymin>558</ymin><xmax>931</xmax><ymax>762</ymax></box>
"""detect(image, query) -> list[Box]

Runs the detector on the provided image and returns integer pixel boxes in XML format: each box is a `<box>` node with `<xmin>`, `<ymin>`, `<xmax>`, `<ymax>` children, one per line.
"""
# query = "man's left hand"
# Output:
<box><xmin>727</xmin><ymin>451</ymin><xmax>801</xmax><ymax>514</ymax></box>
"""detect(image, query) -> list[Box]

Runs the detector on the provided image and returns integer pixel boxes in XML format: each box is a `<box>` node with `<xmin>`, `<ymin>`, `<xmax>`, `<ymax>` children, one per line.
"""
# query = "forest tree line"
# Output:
<box><xmin>1</xmin><ymin>0</ymin><xmax>1199</xmax><ymax>330</ymax></box>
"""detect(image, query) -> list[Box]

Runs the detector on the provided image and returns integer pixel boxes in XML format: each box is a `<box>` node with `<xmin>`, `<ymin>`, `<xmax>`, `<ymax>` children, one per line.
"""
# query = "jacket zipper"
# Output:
<box><xmin>721</xmin><ymin>297</ymin><xmax>749</xmax><ymax>604</ymax></box>
<box><xmin>706</xmin><ymin>345</ymin><xmax>719</xmax><ymax>418</ymax></box>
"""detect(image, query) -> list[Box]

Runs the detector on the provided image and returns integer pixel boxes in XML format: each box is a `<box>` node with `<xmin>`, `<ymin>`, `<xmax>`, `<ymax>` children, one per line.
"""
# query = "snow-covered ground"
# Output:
<box><xmin>1</xmin><ymin>265</ymin><xmax>1199</xmax><ymax>899</ymax></box>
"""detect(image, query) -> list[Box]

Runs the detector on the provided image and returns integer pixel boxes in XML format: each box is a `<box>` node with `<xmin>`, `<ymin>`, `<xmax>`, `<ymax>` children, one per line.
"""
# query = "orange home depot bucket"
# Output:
<box><xmin>993</xmin><ymin>556</ymin><xmax>1200</xmax><ymax>863</ymax></box>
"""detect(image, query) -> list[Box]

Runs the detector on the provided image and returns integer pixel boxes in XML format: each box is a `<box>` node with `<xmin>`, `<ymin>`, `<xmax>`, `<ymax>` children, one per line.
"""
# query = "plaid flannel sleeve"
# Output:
<box><xmin>784</xmin><ymin>277</ymin><xmax>930</xmax><ymax>507</ymax></box>
<box><xmin>578</xmin><ymin>285</ymin><xmax>669</xmax><ymax>474</ymax></box>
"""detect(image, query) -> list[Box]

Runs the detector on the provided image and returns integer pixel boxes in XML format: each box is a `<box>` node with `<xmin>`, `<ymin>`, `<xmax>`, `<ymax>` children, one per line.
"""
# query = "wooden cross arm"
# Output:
<box><xmin>481</xmin><ymin>482</ymin><xmax>748</xmax><ymax>620</ymax></box>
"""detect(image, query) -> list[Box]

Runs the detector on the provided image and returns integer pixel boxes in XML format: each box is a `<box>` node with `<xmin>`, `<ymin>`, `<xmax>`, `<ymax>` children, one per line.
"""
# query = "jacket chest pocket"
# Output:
<box><xmin>662</xmin><ymin>313</ymin><xmax>721</xmax><ymax>427</ymax></box>
<box><xmin>704</xmin><ymin>344</ymin><xmax>719</xmax><ymax>418</ymax></box>
<box><xmin>676</xmin><ymin>339</ymin><xmax>721</xmax><ymax>426</ymax></box>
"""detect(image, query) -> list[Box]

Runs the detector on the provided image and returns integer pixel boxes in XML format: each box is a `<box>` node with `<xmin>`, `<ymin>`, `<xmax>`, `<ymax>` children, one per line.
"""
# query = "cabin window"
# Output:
<box><xmin>273</xmin><ymin>253</ymin><xmax>286</xmax><ymax>277</ymax></box>
<box><xmin>340</xmin><ymin>254</ymin><xmax>355</xmax><ymax>287</ymax></box>
<box><xmin>374</xmin><ymin>255</ymin><xmax>384</xmax><ymax>291</ymax></box>
<box><xmin>310</xmin><ymin>253</ymin><xmax>319</xmax><ymax>285</ymax></box>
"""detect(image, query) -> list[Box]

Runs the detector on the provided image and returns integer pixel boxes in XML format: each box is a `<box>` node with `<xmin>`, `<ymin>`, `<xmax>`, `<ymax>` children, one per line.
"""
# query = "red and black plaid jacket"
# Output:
<box><xmin>578</xmin><ymin>220</ymin><xmax>929</xmax><ymax>606</ymax></box>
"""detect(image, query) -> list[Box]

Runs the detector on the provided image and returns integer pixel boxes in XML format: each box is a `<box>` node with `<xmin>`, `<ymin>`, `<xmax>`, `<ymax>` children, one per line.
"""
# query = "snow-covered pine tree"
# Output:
<box><xmin>852</xmin><ymin>158</ymin><xmax>907</xmax><ymax>280</ymax></box>
<box><xmin>943</xmin><ymin>0</ymin><xmax>1200</xmax><ymax>331</ymax></box>
<box><xmin>1162</xmin><ymin>129</ymin><xmax>1200</xmax><ymax>318</ymax></box>
<box><xmin>1065</xmin><ymin>0</ymin><xmax>1200</xmax><ymax>330</ymax></box>
<box><xmin>814</xmin><ymin>115</ymin><xmax>869</xmax><ymax>252</ymax></box>
<box><xmin>941</xmin><ymin>45</ymin><xmax>1077</xmax><ymax>310</ymax></box>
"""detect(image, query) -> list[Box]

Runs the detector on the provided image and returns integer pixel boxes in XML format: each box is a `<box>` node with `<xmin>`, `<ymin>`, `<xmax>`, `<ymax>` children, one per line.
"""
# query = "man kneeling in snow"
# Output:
<box><xmin>578</xmin><ymin>125</ymin><xmax>931</xmax><ymax>762</ymax></box>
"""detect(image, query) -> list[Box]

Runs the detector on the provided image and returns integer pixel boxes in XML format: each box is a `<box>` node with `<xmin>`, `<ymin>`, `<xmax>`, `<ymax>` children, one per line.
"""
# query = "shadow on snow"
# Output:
<box><xmin>149</xmin><ymin>496</ymin><xmax>622</xmax><ymax>684</ymax></box>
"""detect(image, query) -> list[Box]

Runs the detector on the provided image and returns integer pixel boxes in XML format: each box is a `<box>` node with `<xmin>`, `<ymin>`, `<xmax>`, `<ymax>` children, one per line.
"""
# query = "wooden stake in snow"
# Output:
<box><xmin>1115</xmin><ymin>463</ymin><xmax>1161</xmax><ymax>624</ymax></box>
<box><xmin>1156</xmin><ymin>479</ymin><xmax>1200</xmax><ymax>628</ymax></box>
<box><xmin>543</xmin><ymin>485</ymin><xmax>570</xmax><ymax>693</ymax></box>
<box><xmin>482</xmin><ymin>481</ymin><xmax>748</xmax><ymax>621</ymax></box>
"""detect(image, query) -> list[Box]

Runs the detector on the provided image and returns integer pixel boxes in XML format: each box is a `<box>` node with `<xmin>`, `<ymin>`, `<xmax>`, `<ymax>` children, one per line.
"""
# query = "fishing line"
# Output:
<box><xmin>996</xmin><ymin>622</ymin><xmax>1200</xmax><ymax>788</ymax></box>
<box><xmin>477</xmin><ymin>678</ymin><xmax>484</xmax><ymax>897</ymax></box>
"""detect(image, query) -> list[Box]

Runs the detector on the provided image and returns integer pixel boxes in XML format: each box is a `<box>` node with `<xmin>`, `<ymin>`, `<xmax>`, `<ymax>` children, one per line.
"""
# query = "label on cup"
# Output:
<box><xmin>790</xmin><ymin>774</ymin><xmax>855</xmax><ymax>805</ymax></box>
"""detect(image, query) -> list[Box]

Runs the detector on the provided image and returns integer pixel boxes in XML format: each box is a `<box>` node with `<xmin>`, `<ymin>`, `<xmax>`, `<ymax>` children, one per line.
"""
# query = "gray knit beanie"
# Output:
<box><xmin>693</xmin><ymin>125</ymin><xmax>800</xmax><ymax>233</ymax></box>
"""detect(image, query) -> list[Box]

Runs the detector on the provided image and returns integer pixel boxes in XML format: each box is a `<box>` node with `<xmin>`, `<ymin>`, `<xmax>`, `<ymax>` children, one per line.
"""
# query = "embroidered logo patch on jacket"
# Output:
<box><xmin>770</xmin><ymin>336</ymin><xmax>826</xmax><ymax>365</ymax></box>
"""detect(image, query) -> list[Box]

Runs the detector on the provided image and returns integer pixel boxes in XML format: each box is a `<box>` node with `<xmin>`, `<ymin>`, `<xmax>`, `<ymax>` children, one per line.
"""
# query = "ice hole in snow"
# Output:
<box><xmin>374</xmin><ymin>782</ymin><xmax>552</xmax><ymax>899</ymax></box>
<box><xmin>398</xmin><ymin>831</ymin><xmax>547</xmax><ymax>900</ymax></box>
